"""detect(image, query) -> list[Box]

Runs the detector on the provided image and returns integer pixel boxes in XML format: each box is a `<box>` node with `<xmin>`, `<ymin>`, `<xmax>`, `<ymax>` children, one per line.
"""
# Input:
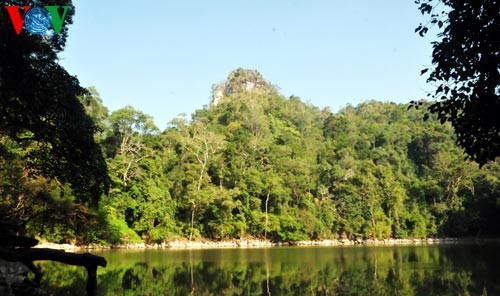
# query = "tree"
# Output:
<box><xmin>107</xmin><ymin>106</ymin><xmax>158</xmax><ymax>187</ymax></box>
<box><xmin>0</xmin><ymin>1</ymin><xmax>108</xmax><ymax>203</ymax></box>
<box><xmin>414</xmin><ymin>0</ymin><xmax>500</xmax><ymax>165</ymax></box>
<box><xmin>78</xmin><ymin>87</ymin><xmax>110</xmax><ymax>133</ymax></box>
<box><xmin>0</xmin><ymin>2</ymin><xmax>108</xmax><ymax>294</ymax></box>
<box><xmin>171</xmin><ymin>120</ymin><xmax>225</xmax><ymax>240</ymax></box>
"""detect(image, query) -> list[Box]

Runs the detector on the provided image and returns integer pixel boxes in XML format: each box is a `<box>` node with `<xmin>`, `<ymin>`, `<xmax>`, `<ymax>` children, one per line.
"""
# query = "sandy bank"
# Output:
<box><xmin>33</xmin><ymin>237</ymin><xmax>481</xmax><ymax>251</ymax></box>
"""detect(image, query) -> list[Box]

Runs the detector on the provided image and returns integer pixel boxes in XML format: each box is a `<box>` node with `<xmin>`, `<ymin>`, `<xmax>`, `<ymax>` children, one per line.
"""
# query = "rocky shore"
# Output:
<box><xmin>33</xmin><ymin>237</ymin><xmax>475</xmax><ymax>251</ymax></box>
<box><xmin>0</xmin><ymin>259</ymin><xmax>47</xmax><ymax>296</ymax></box>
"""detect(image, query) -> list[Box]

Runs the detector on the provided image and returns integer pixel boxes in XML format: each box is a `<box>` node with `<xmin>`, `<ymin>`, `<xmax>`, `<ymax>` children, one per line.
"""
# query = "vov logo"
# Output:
<box><xmin>4</xmin><ymin>5</ymin><xmax>71</xmax><ymax>35</ymax></box>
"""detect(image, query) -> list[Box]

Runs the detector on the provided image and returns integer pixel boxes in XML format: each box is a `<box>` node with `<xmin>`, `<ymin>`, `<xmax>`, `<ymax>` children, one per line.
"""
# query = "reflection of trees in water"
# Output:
<box><xmin>190</xmin><ymin>251</ymin><xmax>195</xmax><ymax>295</ymax></box>
<box><xmin>39</xmin><ymin>246</ymin><xmax>500</xmax><ymax>295</ymax></box>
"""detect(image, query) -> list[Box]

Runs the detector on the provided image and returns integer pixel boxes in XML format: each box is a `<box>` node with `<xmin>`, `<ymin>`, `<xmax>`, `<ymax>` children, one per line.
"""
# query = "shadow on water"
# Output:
<box><xmin>39</xmin><ymin>243</ymin><xmax>500</xmax><ymax>295</ymax></box>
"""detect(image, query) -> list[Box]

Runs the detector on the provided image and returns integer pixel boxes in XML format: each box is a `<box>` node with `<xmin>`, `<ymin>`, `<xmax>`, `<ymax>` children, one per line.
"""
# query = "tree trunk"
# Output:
<box><xmin>264</xmin><ymin>192</ymin><xmax>270</xmax><ymax>241</ymax></box>
<box><xmin>189</xmin><ymin>204</ymin><xmax>196</xmax><ymax>241</ymax></box>
<box><xmin>369</xmin><ymin>204</ymin><xmax>376</xmax><ymax>235</ymax></box>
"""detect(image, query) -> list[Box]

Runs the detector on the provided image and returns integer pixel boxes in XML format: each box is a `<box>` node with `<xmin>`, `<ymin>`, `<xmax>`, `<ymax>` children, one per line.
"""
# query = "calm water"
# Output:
<box><xmin>39</xmin><ymin>244</ymin><xmax>500</xmax><ymax>295</ymax></box>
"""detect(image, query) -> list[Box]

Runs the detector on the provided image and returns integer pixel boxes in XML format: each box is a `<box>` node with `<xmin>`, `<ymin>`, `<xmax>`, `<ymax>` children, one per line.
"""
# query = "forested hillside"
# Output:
<box><xmin>2</xmin><ymin>69</ymin><xmax>499</xmax><ymax>244</ymax></box>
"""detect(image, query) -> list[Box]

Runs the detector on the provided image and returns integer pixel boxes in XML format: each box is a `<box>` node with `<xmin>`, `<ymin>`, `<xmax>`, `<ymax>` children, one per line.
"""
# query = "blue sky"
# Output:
<box><xmin>59</xmin><ymin>1</ymin><xmax>435</xmax><ymax>128</ymax></box>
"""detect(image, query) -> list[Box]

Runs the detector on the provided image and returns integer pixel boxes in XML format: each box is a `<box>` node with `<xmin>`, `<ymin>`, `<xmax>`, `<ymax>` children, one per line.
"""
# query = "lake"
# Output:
<box><xmin>40</xmin><ymin>243</ymin><xmax>500</xmax><ymax>295</ymax></box>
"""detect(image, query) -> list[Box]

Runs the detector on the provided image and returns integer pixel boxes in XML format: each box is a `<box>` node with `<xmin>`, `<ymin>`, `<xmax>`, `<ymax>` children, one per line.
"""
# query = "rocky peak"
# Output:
<box><xmin>212</xmin><ymin>68</ymin><xmax>273</xmax><ymax>106</ymax></box>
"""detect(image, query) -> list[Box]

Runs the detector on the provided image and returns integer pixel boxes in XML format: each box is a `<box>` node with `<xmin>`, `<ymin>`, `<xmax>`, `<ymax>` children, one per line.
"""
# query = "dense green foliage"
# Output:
<box><xmin>4</xmin><ymin>79</ymin><xmax>498</xmax><ymax>244</ymax></box>
<box><xmin>414</xmin><ymin>0</ymin><xmax>500</xmax><ymax>165</ymax></box>
<box><xmin>0</xmin><ymin>0</ymin><xmax>108</xmax><ymax>206</ymax></box>
<box><xmin>0</xmin><ymin>1</ymin><xmax>497</xmax><ymax>249</ymax></box>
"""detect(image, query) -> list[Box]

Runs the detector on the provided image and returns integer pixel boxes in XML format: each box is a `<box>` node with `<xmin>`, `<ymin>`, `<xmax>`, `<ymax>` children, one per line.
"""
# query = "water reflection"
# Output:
<box><xmin>39</xmin><ymin>244</ymin><xmax>500</xmax><ymax>295</ymax></box>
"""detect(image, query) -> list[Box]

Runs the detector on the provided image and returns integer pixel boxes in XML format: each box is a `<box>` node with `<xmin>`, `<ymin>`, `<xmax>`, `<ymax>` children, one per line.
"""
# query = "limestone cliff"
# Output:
<box><xmin>211</xmin><ymin>68</ymin><xmax>274</xmax><ymax>106</ymax></box>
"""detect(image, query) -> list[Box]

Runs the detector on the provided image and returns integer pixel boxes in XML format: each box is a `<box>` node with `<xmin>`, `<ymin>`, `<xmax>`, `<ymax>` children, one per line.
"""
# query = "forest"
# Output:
<box><xmin>1</xmin><ymin>68</ymin><xmax>499</xmax><ymax>245</ymax></box>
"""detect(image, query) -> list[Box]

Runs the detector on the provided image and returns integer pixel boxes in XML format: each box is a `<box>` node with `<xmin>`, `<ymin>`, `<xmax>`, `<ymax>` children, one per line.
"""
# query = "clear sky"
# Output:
<box><xmin>59</xmin><ymin>0</ymin><xmax>435</xmax><ymax>128</ymax></box>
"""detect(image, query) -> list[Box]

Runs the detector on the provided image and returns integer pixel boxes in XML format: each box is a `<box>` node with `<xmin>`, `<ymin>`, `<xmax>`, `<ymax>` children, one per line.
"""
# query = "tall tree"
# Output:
<box><xmin>414</xmin><ymin>0</ymin><xmax>500</xmax><ymax>165</ymax></box>
<box><xmin>170</xmin><ymin>120</ymin><xmax>225</xmax><ymax>240</ymax></box>
<box><xmin>0</xmin><ymin>1</ymin><xmax>108</xmax><ymax>203</ymax></box>
<box><xmin>107</xmin><ymin>106</ymin><xmax>157</xmax><ymax>187</ymax></box>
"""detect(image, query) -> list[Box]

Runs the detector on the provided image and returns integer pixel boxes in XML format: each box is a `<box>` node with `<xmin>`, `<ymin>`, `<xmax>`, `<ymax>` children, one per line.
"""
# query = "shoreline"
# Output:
<box><xmin>33</xmin><ymin>237</ymin><xmax>498</xmax><ymax>252</ymax></box>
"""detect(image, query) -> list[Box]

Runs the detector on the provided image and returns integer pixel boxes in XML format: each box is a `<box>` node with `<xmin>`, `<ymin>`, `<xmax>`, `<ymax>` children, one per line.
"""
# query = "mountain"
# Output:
<box><xmin>211</xmin><ymin>68</ymin><xmax>275</xmax><ymax>106</ymax></box>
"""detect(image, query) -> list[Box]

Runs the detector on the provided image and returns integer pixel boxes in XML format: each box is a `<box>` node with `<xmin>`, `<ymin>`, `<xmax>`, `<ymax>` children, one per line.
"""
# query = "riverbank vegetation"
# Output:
<box><xmin>2</xmin><ymin>70</ymin><xmax>499</xmax><ymax>245</ymax></box>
